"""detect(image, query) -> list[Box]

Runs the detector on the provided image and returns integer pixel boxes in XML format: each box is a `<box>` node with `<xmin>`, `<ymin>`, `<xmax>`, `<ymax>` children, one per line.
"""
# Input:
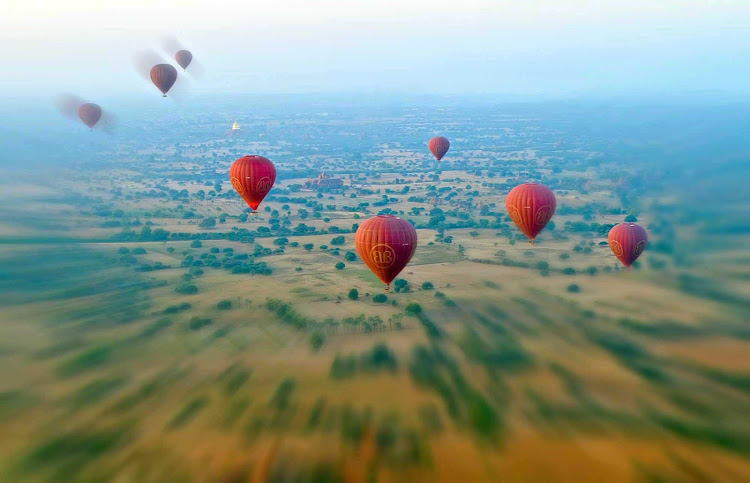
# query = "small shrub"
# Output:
<box><xmin>175</xmin><ymin>284</ymin><xmax>198</xmax><ymax>295</ymax></box>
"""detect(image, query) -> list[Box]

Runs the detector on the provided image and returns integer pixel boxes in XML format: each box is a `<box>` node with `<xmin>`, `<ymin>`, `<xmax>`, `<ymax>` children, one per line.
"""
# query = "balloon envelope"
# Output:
<box><xmin>428</xmin><ymin>136</ymin><xmax>450</xmax><ymax>161</ymax></box>
<box><xmin>150</xmin><ymin>64</ymin><xmax>178</xmax><ymax>96</ymax></box>
<box><xmin>77</xmin><ymin>103</ymin><xmax>102</xmax><ymax>128</ymax></box>
<box><xmin>355</xmin><ymin>215</ymin><xmax>417</xmax><ymax>289</ymax></box>
<box><xmin>230</xmin><ymin>155</ymin><xmax>276</xmax><ymax>211</ymax></box>
<box><xmin>608</xmin><ymin>223</ymin><xmax>648</xmax><ymax>267</ymax></box>
<box><xmin>175</xmin><ymin>50</ymin><xmax>192</xmax><ymax>70</ymax></box>
<box><xmin>506</xmin><ymin>183</ymin><xmax>556</xmax><ymax>242</ymax></box>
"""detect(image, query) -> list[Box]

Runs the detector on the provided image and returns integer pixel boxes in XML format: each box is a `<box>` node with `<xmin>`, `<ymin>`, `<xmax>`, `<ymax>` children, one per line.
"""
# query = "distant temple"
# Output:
<box><xmin>304</xmin><ymin>171</ymin><xmax>344</xmax><ymax>189</ymax></box>
<box><xmin>231</xmin><ymin>121</ymin><xmax>240</xmax><ymax>131</ymax></box>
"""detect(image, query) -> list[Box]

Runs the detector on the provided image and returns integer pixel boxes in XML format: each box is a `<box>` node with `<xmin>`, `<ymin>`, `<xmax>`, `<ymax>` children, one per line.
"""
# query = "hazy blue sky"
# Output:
<box><xmin>1</xmin><ymin>0</ymin><xmax>748</xmax><ymax>100</ymax></box>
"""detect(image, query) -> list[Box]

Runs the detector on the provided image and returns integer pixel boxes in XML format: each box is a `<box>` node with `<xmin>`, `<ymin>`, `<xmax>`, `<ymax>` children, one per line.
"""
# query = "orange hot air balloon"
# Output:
<box><xmin>78</xmin><ymin>103</ymin><xmax>102</xmax><ymax>129</ymax></box>
<box><xmin>608</xmin><ymin>223</ymin><xmax>648</xmax><ymax>267</ymax></box>
<box><xmin>506</xmin><ymin>182</ymin><xmax>556</xmax><ymax>243</ymax></box>
<box><xmin>428</xmin><ymin>136</ymin><xmax>450</xmax><ymax>161</ymax></box>
<box><xmin>150</xmin><ymin>64</ymin><xmax>178</xmax><ymax>97</ymax></box>
<box><xmin>229</xmin><ymin>155</ymin><xmax>276</xmax><ymax>212</ymax></box>
<box><xmin>355</xmin><ymin>215</ymin><xmax>417</xmax><ymax>291</ymax></box>
<box><xmin>175</xmin><ymin>50</ymin><xmax>192</xmax><ymax>71</ymax></box>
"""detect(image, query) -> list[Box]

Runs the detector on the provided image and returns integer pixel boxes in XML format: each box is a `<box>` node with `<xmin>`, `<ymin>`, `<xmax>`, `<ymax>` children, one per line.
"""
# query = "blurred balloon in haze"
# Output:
<box><xmin>55</xmin><ymin>94</ymin><xmax>117</xmax><ymax>133</ymax></box>
<box><xmin>162</xmin><ymin>36</ymin><xmax>204</xmax><ymax>78</ymax></box>
<box><xmin>150</xmin><ymin>64</ymin><xmax>178</xmax><ymax>97</ymax></box>
<box><xmin>78</xmin><ymin>103</ymin><xmax>102</xmax><ymax>128</ymax></box>
<box><xmin>133</xmin><ymin>51</ymin><xmax>185</xmax><ymax>99</ymax></box>
<box><xmin>175</xmin><ymin>50</ymin><xmax>192</xmax><ymax>71</ymax></box>
<box><xmin>428</xmin><ymin>136</ymin><xmax>450</xmax><ymax>161</ymax></box>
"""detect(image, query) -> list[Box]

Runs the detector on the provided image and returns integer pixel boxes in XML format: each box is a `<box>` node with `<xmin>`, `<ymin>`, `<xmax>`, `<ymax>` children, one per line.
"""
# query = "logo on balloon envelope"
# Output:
<box><xmin>507</xmin><ymin>206</ymin><xmax>522</xmax><ymax>224</ymax></box>
<box><xmin>370</xmin><ymin>244</ymin><xmax>396</xmax><ymax>269</ymax></box>
<box><xmin>535</xmin><ymin>205</ymin><xmax>553</xmax><ymax>226</ymax></box>
<box><xmin>634</xmin><ymin>240</ymin><xmax>646</xmax><ymax>257</ymax></box>
<box><xmin>609</xmin><ymin>239</ymin><xmax>624</xmax><ymax>256</ymax></box>
<box><xmin>230</xmin><ymin>176</ymin><xmax>244</xmax><ymax>194</ymax></box>
<box><xmin>255</xmin><ymin>177</ymin><xmax>272</xmax><ymax>195</ymax></box>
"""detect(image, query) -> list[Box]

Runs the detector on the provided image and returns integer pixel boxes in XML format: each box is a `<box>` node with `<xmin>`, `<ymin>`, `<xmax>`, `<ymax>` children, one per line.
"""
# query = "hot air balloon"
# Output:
<box><xmin>175</xmin><ymin>50</ymin><xmax>192</xmax><ymax>71</ymax></box>
<box><xmin>506</xmin><ymin>183</ymin><xmax>556</xmax><ymax>243</ymax></box>
<box><xmin>150</xmin><ymin>64</ymin><xmax>178</xmax><ymax>97</ymax></box>
<box><xmin>608</xmin><ymin>223</ymin><xmax>648</xmax><ymax>267</ymax></box>
<box><xmin>428</xmin><ymin>136</ymin><xmax>450</xmax><ymax>161</ymax></box>
<box><xmin>355</xmin><ymin>215</ymin><xmax>418</xmax><ymax>292</ymax></box>
<box><xmin>77</xmin><ymin>103</ymin><xmax>102</xmax><ymax>129</ymax></box>
<box><xmin>229</xmin><ymin>155</ymin><xmax>276</xmax><ymax>212</ymax></box>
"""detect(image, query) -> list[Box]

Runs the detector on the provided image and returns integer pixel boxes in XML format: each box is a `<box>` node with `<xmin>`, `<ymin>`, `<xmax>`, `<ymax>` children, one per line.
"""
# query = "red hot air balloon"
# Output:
<box><xmin>506</xmin><ymin>183</ymin><xmax>556</xmax><ymax>243</ymax></box>
<box><xmin>428</xmin><ymin>136</ymin><xmax>450</xmax><ymax>161</ymax></box>
<box><xmin>77</xmin><ymin>103</ymin><xmax>102</xmax><ymax>129</ymax></box>
<box><xmin>175</xmin><ymin>50</ymin><xmax>192</xmax><ymax>71</ymax></box>
<box><xmin>229</xmin><ymin>155</ymin><xmax>276</xmax><ymax>212</ymax></box>
<box><xmin>150</xmin><ymin>64</ymin><xmax>178</xmax><ymax>97</ymax></box>
<box><xmin>355</xmin><ymin>215</ymin><xmax>418</xmax><ymax>291</ymax></box>
<box><xmin>608</xmin><ymin>223</ymin><xmax>648</xmax><ymax>267</ymax></box>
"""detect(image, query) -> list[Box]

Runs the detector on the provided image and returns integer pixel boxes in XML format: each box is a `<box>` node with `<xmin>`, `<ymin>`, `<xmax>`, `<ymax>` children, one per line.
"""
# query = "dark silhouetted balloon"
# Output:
<box><xmin>355</xmin><ymin>215</ymin><xmax>418</xmax><ymax>291</ymax></box>
<box><xmin>150</xmin><ymin>64</ymin><xmax>178</xmax><ymax>97</ymax></box>
<box><xmin>230</xmin><ymin>155</ymin><xmax>276</xmax><ymax>211</ymax></box>
<box><xmin>428</xmin><ymin>136</ymin><xmax>450</xmax><ymax>161</ymax></box>
<box><xmin>608</xmin><ymin>223</ymin><xmax>648</xmax><ymax>267</ymax></box>
<box><xmin>175</xmin><ymin>50</ymin><xmax>192</xmax><ymax>71</ymax></box>
<box><xmin>506</xmin><ymin>183</ymin><xmax>556</xmax><ymax>242</ymax></box>
<box><xmin>77</xmin><ymin>103</ymin><xmax>102</xmax><ymax>129</ymax></box>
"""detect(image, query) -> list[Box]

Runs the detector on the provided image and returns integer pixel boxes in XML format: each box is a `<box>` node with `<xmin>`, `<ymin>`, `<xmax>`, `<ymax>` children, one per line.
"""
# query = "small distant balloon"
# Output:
<box><xmin>428</xmin><ymin>136</ymin><xmax>450</xmax><ymax>161</ymax></box>
<box><xmin>78</xmin><ymin>103</ymin><xmax>102</xmax><ymax>129</ymax></box>
<box><xmin>175</xmin><ymin>50</ymin><xmax>192</xmax><ymax>71</ymax></box>
<box><xmin>608</xmin><ymin>223</ymin><xmax>648</xmax><ymax>267</ymax></box>
<box><xmin>56</xmin><ymin>94</ymin><xmax>115</xmax><ymax>132</ymax></box>
<box><xmin>150</xmin><ymin>64</ymin><xmax>178</xmax><ymax>97</ymax></box>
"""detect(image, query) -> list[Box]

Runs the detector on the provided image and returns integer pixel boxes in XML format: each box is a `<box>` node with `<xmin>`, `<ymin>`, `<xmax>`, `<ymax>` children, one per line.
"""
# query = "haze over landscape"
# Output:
<box><xmin>0</xmin><ymin>1</ymin><xmax>748</xmax><ymax>481</ymax></box>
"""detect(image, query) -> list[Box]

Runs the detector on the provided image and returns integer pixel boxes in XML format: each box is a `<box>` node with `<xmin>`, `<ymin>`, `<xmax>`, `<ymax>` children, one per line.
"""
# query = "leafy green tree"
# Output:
<box><xmin>348</xmin><ymin>289</ymin><xmax>359</xmax><ymax>300</ymax></box>
<box><xmin>310</xmin><ymin>331</ymin><xmax>325</xmax><ymax>352</ymax></box>
<box><xmin>199</xmin><ymin>217</ymin><xmax>216</xmax><ymax>228</ymax></box>
<box><xmin>373</xmin><ymin>294</ymin><xmax>388</xmax><ymax>303</ymax></box>
<box><xmin>405</xmin><ymin>303</ymin><xmax>422</xmax><ymax>315</ymax></box>
<box><xmin>175</xmin><ymin>283</ymin><xmax>198</xmax><ymax>295</ymax></box>
<box><xmin>335</xmin><ymin>262</ymin><xmax>346</xmax><ymax>270</ymax></box>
